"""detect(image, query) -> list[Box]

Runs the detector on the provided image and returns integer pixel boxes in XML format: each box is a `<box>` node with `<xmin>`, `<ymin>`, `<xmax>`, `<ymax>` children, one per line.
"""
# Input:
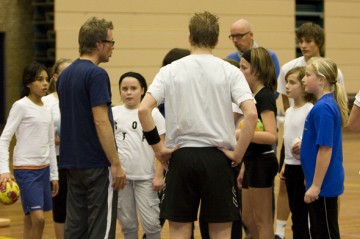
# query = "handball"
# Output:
<box><xmin>238</xmin><ymin>118</ymin><xmax>264</xmax><ymax>131</ymax></box>
<box><xmin>0</xmin><ymin>181</ymin><xmax>20</xmax><ymax>205</ymax></box>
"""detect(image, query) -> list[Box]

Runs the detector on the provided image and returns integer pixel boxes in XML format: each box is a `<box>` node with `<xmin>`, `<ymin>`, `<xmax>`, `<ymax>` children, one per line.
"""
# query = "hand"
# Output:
<box><xmin>304</xmin><ymin>185</ymin><xmax>320</xmax><ymax>203</ymax></box>
<box><xmin>51</xmin><ymin>180</ymin><xmax>59</xmax><ymax>197</ymax></box>
<box><xmin>217</xmin><ymin>147</ymin><xmax>238</xmax><ymax>165</ymax></box>
<box><xmin>0</xmin><ymin>173</ymin><xmax>15</xmax><ymax>185</ymax></box>
<box><xmin>279</xmin><ymin>165</ymin><xmax>286</xmax><ymax>180</ymax></box>
<box><xmin>155</xmin><ymin>144</ymin><xmax>180</xmax><ymax>166</ymax></box>
<box><xmin>152</xmin><ymin>175</ymin><xmax>164</xmax><ymax>192</ymax></box>
<box><xmin>55</xmin><ymin>133</ymin><xmax>60</xmax><ymax>146</ymax></box>
<box><xmin>237</xmin><ymin>163</ymin><xmax>245</xmax><ymax>190</ymax></box>
<box><xmin>111</xmin><ymin>163</ymin><xmax>126</xmax><ymax>191</ymax></box>
<box><xmin>292</xmin><ymin>140</ymin><xmax>301</xmax><ymax>156</ymax></box>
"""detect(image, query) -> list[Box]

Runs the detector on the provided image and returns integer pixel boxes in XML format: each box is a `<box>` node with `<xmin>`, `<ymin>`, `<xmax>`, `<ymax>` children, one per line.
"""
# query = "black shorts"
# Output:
<box><xmin>52</xmin><ymin>156</ymin><xmax>68</xmax><ymax>223</ymax></box>
<box><xmin>242</xmin><ymin>152</ymin><xmax>278</xmax><ymax>188</ymax></box>
<box><xmin>160</xmin><ymin>147</ymin><xmax>240</xmax><ymax>223</ymax></box>
<box><xmin>52</xmin><ymin>168</ymin><xmax>68</xmax><ymax>223</ymax></box>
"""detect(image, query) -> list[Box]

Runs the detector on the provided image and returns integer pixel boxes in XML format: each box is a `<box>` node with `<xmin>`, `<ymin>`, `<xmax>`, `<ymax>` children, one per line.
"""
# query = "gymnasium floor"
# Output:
<box><xmin>0</xmin><ymin>130</ymin><xmax>359</xmax><ymax>239</ymax></box>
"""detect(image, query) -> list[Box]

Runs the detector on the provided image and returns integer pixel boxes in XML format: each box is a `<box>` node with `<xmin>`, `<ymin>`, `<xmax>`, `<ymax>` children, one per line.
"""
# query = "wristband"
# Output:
<box><xmin>143</xmin><ymin>126</ymin><xmax>161</xmax><ymax>145</ymax></box>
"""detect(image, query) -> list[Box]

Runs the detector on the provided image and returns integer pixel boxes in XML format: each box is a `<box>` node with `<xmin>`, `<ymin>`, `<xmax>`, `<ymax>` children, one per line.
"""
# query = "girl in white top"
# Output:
<box><xmin>113</xmin><ymin>72</ymin><xmax>165</xmax><ymax>239</ymax></box>
<box><xmin>42</xmin><ymin>58</ymin><xmax>72</xmax><ymax>239</ymax></box>
<box><xmin>0</xmin><ymin>62</ymin><xmax>58</xmax><ymax>239</ymax></box>
<box><xmin>280</xmin><ymin>66</ymin><xmax>314</xmax><ymax>238</ymax></box>
<box><xmin>348</xmin><ymin>90</ymin><xmax>360</xmax><ymax>132</ymax></box>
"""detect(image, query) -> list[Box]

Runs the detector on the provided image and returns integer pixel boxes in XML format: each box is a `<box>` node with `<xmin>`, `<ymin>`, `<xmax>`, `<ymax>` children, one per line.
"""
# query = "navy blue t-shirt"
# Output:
<box><xmin>57</xmin><ymin>59</ymin><xmax>114</xmax><ymax>169</ymax></box>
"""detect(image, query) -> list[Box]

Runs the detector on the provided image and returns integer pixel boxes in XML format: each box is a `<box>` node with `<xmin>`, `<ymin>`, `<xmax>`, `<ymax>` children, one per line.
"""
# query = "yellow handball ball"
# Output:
<box><xmin>238</xmin><ymin>118</ymin><xmax>264</xmax><ymax>131</ymax></box>
<box><xmin>0</xmin><ymin>181</ymin><xmax>20</xmax><ymax>205</ymax></box>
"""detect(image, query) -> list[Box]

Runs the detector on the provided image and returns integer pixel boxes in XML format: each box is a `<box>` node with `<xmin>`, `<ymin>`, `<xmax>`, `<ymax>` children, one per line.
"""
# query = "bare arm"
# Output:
<box><xmin>348</xmin><ymin>104</ymin><xmax>360</xmax><ymax>132</ymax></box>
<box><xmin>92</xmin><ymin>104</ymin><xmax>126</xmax><ymax>190</ymax></box>
<box><xmin>139</xmin><ymin>93</ymin><xmax>179</xmax><ymax>166</ymax></box>
<box><xmin>152</xmin><ymin>134</ymin><xmax>165</xmax><ymax>191</ymax></box>
<box><xmin>304</xmin><ymin>146</ymin><xmax>332</xmax><ymax>203</ymax></box>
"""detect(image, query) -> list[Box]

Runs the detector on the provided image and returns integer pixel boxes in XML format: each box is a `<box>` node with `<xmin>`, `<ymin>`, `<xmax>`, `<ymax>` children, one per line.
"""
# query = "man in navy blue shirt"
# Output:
<box><xmin>57</xmin><ymin>17</ymin><xmax>126</xmax><ymax>239</ymax></box>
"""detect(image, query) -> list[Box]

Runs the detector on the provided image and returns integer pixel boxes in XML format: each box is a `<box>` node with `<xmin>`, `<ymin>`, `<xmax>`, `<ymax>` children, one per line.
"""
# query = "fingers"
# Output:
<box><xmin>304</xmin><ymin>193</ymin><xmax>319</xmax><ymax>204</ymax></box>
<box><xmin>112</xmin><ymin>176</ymin><xmax>126</xmax><ymax>190</ymax></box>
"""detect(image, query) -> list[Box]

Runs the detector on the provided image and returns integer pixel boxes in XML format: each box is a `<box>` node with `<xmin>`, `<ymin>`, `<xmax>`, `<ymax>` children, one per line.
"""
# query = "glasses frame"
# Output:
<box><xmin>228</xmin><ymin>31</ymin><xmax>251</xmax><ymax>40</ymax></box>
<box><xmin>101</xmin><ymin>40</ymin><xmax>115</xmax><ymax>46</ymax></box>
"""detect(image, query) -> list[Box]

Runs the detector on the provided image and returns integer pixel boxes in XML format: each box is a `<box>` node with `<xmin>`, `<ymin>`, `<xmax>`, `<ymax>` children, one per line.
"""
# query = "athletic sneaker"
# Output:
<box><xmin>275</xmin><ymin>235</ymin><xmax>284</xmax><ymax>239</ymax></box>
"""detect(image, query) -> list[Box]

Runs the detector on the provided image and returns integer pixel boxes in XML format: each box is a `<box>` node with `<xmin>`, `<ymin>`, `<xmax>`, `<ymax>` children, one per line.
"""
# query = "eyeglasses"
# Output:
<box><xmin>228</xmin><ymin>31</ymin><xmax>251</xmax><ymax>40</ymax></box>
<box><xmin>101</xmin><ymin>40</ymin><xmax>115</xmax><ymax>46</ymax></box>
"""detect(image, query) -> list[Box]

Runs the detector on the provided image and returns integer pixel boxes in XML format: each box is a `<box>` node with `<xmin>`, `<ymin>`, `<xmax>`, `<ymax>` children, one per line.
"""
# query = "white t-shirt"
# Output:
<box><xmin>277</xmin><ymin>56</ymin><xmax>346</xmax><ymax>106</ymax></box>
<box><xmin>42</xmin><ymin>94</ymin><xmax>60</xmax><ymax>155</ymax></box>
<box><xmin>148</xmin><ymin>54</ymin><xmax>254</xmax><ymax>149</ymax></box>
<box><xmin>283</xmin><ymin>102</ymin><xmax>313</xmax><ymax>165</ymax></box>
<box><xmin>354</xmin><ymin>91</ymin><xmax>360</xmax><ymax>107</ymax></box>
<box><xmin>112</xmin><ymin>105</ymin><xmax>165</xmax><ymax>180</ymax></box>
<box><xmin>0</xmin><ymin>97</ymin><xmax>58</xmax><ymax>180</ymax></box>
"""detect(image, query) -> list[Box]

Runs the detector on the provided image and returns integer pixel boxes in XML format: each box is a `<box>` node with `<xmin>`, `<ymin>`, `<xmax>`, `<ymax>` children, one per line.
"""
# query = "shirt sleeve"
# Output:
<box><xmin>277</xmin><ymin>66</ymin><xmax>287</xmax><ymax>95</ymax></box>
<box><xmin>152</xmin><ymin>108</ymin><xmax>166</xmax><ymax>136</ymax></box>
<box><xmin>48</xmin><ymin>112</ymin><xmax>58</xmax><ymax>181</ymax></box>
<box><xmin>354</xmin><ymin>91</ymin><xmax>360</xmax><ymax>107</ymax></box>
<box><xmin>0</xmin><ymin>101</ymin><xmax>25</xmax><ymax>173</ymax></box>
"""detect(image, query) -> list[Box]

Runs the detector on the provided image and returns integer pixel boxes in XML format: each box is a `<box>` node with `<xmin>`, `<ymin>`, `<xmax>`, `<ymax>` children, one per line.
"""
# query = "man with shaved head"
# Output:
<box><xmin>227</xmin><ymin>19</ymin><xmax>280</xmax><ymax>77</ymax></box>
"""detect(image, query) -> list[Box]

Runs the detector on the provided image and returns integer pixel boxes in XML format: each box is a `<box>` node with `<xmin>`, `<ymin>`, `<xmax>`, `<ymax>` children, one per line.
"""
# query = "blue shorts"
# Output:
<box><xmin>14</xmin><ymin>167</ymin><xmax>52</xmax><ymax>215</ymax></box>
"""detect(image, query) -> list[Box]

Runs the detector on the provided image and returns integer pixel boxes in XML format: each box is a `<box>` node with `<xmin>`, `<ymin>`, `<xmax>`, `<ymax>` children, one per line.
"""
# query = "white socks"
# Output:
<box><xmin>275</xmin><ymin>219</ymin><xmax>287</xmax><ymax>238</ymax></box>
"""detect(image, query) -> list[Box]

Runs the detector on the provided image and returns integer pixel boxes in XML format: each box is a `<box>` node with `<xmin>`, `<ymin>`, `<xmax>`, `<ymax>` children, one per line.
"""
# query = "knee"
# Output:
<box><xmin>142</xmin><ymin>217</ymin><xmax>161</xmax><ymax>234</ymax></box>
<box><xmin>241</xmin><ymin>214</ymin><xmax>252</xmax><ymax>228</ymax></box>
<box><xmin>31</xmin><ymin>215</ymin><xmax>45</xmax><ymax>228</ymax></box>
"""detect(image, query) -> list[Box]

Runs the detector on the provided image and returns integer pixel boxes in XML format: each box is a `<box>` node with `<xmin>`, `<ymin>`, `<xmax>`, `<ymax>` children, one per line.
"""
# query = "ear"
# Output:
<box><xmin>95</xmin><ymin>41</ymin><xmax>102</xmax><ymax>51</ymax></box>
<box><xmin>53</xmin><ymin>73</ymin><xmax>59</xmax><ymax>82</ymax></box>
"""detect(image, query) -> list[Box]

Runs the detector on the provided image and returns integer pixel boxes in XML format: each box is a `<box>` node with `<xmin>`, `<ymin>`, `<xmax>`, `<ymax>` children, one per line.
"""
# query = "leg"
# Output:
<box><xmin>23</xmin><ymin>215</ymin><xmax>32</xmax><ymax>239</ymax></box>
<box><xmin>285</xmin><ymin>165</ymin><xmax>310</xmax><ymax>239</ymax></box>
<box><xmin>275</xmin><ymin>179</ymin><xmax>289</xmax><ymax>239</ymax></box>
<box><xmin>309</xmin><ymin>197</ymin><xmax>340</xmax><ymax>239</ymax></box>
<box><xmin>250</xmin><ymin>187</ymin><xmax>274</xmax><ymax>239</ymax></box>
<box><xmin>199</xmin><ymin>218</ymin><xmax>210</xmax><ymax>239</ymax></box>
<box><xmin>275</xmin><ymin>143</ymin><xmax>289</xmax><ymax>239</ymax></box>
<box><xmin>29</xmin><ymin>210</ymin><xmax>45</xmax><ymax>239</ymax></box>
<box><xmin>54</xmin><ymin>223</ymin><xmax>65</xmax><ymax>239</ymax></box>
<box><xmin>53</xmin><ymin>167</ymin><xmax>67</xmax><ymax>239</ymax></box>
<box><xmin>117</xmin><ymin>180</ymin><xmax>139</xmax><ymax>239</ymax></box>
<box><xmin>169</xmin><ymin>221</ymin><xmax>193</xmax><ymax>239</ymax></box>
<box><xmin>242</xmin><ymin>188</ymin><xmax>259</xmax><ymax>239</ymax></box>
<box><xmin>208</xmin><ymin>222</ymin><xmax>232</xmax><ymax>239</ymax></box>
<box><xmin>87</xmin><ymin>168</ymin><xmax>118</xmax><ymax>239</ymax></box>
<box><xmin>64</xmin><ymin>170</ymin><xmax>89</xmax><ymax>239</ymax></box>
<box><xmin>134</xmin><ymin>180</ymin><xmax>161</xmax><ymax>239</ymax></box>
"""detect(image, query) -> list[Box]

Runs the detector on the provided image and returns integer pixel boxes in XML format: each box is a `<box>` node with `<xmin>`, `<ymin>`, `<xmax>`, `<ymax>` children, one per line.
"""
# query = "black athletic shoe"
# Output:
<box><xmin>275</xmin><ymin>235</ymin><xmax>284</xmax><ymax>239</ymax></box>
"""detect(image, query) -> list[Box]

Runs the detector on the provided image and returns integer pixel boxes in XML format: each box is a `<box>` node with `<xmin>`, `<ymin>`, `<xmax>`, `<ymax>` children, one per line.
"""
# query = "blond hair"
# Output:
<box><xmin>307</xmin><ymin>57</ymin><xmax>348</xmax><ymax>126</ymax></box>
<box><xmin>48</xmin><ymin>58</ymin><xmax>73</xmax><ymax>93</ymax></box>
